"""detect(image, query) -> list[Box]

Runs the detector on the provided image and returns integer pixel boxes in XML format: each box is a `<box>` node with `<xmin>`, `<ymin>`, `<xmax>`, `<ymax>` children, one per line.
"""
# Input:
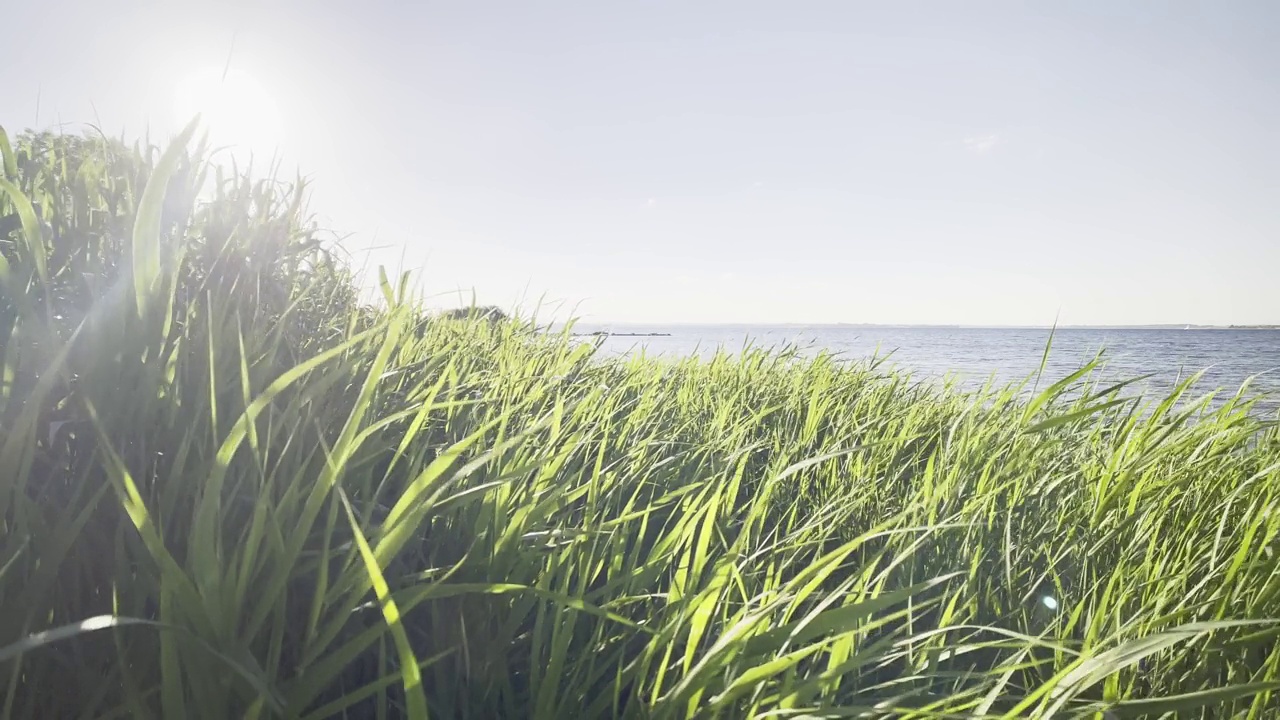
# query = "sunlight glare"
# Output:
<box><xmin>172</xmin><ymin>66</ymin><xmax>284</xmax><ymax>157</ymax></box>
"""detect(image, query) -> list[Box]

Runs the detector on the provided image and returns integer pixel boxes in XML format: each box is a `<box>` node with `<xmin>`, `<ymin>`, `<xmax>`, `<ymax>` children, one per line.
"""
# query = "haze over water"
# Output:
<box><xmin>576</xmin><ymin>325</ymin><xmax>1280</xmax><ymax>414</ymax></box>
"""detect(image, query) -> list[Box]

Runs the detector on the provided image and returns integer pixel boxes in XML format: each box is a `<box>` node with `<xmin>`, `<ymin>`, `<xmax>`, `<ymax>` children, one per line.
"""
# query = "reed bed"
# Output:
<box><xmin>2</xmin><ymin>125</ymin><xmax>1279</xmax><ymax>718</ymax></box>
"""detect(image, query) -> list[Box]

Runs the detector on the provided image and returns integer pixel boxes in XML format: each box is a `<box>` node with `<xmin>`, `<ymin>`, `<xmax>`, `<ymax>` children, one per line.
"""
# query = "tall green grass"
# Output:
<box><xmin>3</xmin><ymin>124</ymin><xmax>1280</xmax><ymax>718</ymax></box>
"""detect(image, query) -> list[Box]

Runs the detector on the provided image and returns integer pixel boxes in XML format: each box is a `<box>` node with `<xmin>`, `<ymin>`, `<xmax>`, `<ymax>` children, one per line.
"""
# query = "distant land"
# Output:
<box><xmin>827</xmin><ymin>324</ymin><xmax>1280</xmax><ymax>330</ymax></box>
<box><xmin>572</xmin><ymin>331</ymin><xmax>673</xmax><ymax>337</ymax></box>
<box><xmin>576</xmin><ymin>323</ymin><xmax>1280</xmax><ymax>330</ymax></box>
<box><xmin>836</xmin><ymin>324</ymin><xmax>1280</xmax><ymax>330</ymax></box>
<box><xmin>1067</xmin><ymin>324</ymin><xmax>1280</xmax><ymax>330</ymax></box>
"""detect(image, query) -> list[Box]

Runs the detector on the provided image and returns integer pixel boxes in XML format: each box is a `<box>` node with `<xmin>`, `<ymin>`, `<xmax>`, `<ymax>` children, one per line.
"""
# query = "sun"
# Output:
<box><xmin>173</xmin><ymin>66</ymin><xmax>284</xmax><ymax>157</ymax></box>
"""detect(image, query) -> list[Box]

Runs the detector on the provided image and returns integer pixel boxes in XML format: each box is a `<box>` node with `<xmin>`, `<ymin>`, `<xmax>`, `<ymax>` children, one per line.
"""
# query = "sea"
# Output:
<box><xmin>569</xmin><ymin>324</ymin><xmax>1280</xmax><ymax>416</ymax></box>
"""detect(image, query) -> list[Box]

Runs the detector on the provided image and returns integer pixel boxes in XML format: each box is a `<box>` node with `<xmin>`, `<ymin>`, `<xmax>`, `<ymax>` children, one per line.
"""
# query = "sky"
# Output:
<box><xmin>2</xmin><ymin>1</ymin><xmax>1278</xmax><ymax>325</ymax></box>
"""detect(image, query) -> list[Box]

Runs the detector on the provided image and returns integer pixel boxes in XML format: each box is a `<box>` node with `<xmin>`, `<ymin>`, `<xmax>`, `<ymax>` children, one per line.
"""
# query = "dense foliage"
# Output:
<box><xmin>3</xmin><ymin>125</ymin><xmax>1280</xmax><ymax>719</ymax></box>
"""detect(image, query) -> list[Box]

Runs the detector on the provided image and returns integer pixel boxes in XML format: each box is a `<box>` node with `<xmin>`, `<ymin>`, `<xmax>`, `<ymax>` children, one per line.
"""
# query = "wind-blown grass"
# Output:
<box><xmin>3</xmin><ymin>124</ymin><xmax>1280</xmax><ymax>719</ymax></box>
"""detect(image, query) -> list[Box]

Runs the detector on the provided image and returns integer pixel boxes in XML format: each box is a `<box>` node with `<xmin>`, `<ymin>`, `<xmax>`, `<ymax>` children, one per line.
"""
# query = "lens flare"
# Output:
<box><xmin>172</xmin><ymin>66</ymin><xmax>284</xmax><ymax>157</ymax></box>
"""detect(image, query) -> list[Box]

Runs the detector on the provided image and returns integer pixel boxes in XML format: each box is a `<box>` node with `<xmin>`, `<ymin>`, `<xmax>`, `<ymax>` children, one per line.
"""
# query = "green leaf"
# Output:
<box><xmin>1024</xmin><ymin>398</ymin><xmax>1133</xmax><ymax>434</ymax></box>
<box><xmin>337</xmin><ymin>488</ymin><xmax>429</xmax><ymax>720</ymax></box>
<box><xmin>132</xmin><ymin>117</ymin><xmax>198</xmax><ymax>319</ymax></box>
<box><xmin>1100</xmin><ymin>681</ymin><xmax>1280</xmax><ymax>717</ymax></box>
<box><xmin>0</xmin><ymin>177</ymin><xmax>45</xmax><ymax>286</ymax></box>
<box><xmin>0</xmin><ymin>125</ymin><xmax>16</xmax><ymax>179</ymax></box>
<box><xmin>0</xmin><ymin>615</ymin><xmax>283</xmax><ymax>713</ymax></box>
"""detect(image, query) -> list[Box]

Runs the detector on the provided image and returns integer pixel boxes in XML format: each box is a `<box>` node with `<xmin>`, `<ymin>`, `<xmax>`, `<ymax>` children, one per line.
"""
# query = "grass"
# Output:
<box><xmin>2</xmin><ymin>124</ymin><xmax>1280</xmax><ymax>719</ymax></box>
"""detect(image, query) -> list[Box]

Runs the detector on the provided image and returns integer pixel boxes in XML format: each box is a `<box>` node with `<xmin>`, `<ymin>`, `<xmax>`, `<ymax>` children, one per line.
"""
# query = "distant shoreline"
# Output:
<box><xmin>571</xmin><ymin>331</ymin><xmax>673</xmax><ymax>337</ymax></box>
<box><xmin>572</xmin><ymin>324</ymin><xmax>1280</xmax><ymax>331</ymax></box>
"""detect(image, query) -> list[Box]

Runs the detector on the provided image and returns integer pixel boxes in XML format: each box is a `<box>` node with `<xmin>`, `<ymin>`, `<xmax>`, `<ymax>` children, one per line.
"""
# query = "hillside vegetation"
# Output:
<box><xmin>3</xmin><ymin>124</ymin><xmax>1280</xmax><ymax>719</ymax></box>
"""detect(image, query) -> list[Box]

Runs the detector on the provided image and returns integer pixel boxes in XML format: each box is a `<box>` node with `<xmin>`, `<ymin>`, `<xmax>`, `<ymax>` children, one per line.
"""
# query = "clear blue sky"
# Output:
<box><xmin>4</xmin><ymin>1</ymin><xmax>1278</xmax><ymax>325</ymax></box>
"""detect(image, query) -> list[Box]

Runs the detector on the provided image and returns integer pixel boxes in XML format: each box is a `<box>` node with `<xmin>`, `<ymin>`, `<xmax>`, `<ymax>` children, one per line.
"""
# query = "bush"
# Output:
<box><xmin>437</xmin><ymin>305</ymin><xmax>509</xmax><ymax>323</ymax></box>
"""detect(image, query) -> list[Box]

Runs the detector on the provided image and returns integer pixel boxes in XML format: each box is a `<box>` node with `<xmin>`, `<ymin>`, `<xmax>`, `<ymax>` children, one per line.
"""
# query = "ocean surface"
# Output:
<box><xmin>571</xmin><ymin>325</ymin><xmax>1280</xmax><ymax>415</ymax></box>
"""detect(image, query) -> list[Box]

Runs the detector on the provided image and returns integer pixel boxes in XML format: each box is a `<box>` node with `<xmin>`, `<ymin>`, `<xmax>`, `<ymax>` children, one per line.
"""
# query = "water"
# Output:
<box><xmin>572</xmin><ymin>324</ymin><xmax>1280</xmax><ymax>415</ymax></box>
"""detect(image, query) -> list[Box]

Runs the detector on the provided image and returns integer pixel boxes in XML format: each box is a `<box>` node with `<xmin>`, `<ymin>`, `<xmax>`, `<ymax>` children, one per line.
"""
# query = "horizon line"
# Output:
<box><xmin>565</xmin><ymin>322</ymin><xmax>1280</xmax><ymax>329</ymax></box>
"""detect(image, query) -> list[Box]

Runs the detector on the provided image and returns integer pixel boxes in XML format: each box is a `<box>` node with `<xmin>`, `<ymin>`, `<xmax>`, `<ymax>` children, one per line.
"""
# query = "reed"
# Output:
<box><xmin>2</xmin><ymin>125</ymin><xmax>1279</xmax><ymax>718</ymax></box>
